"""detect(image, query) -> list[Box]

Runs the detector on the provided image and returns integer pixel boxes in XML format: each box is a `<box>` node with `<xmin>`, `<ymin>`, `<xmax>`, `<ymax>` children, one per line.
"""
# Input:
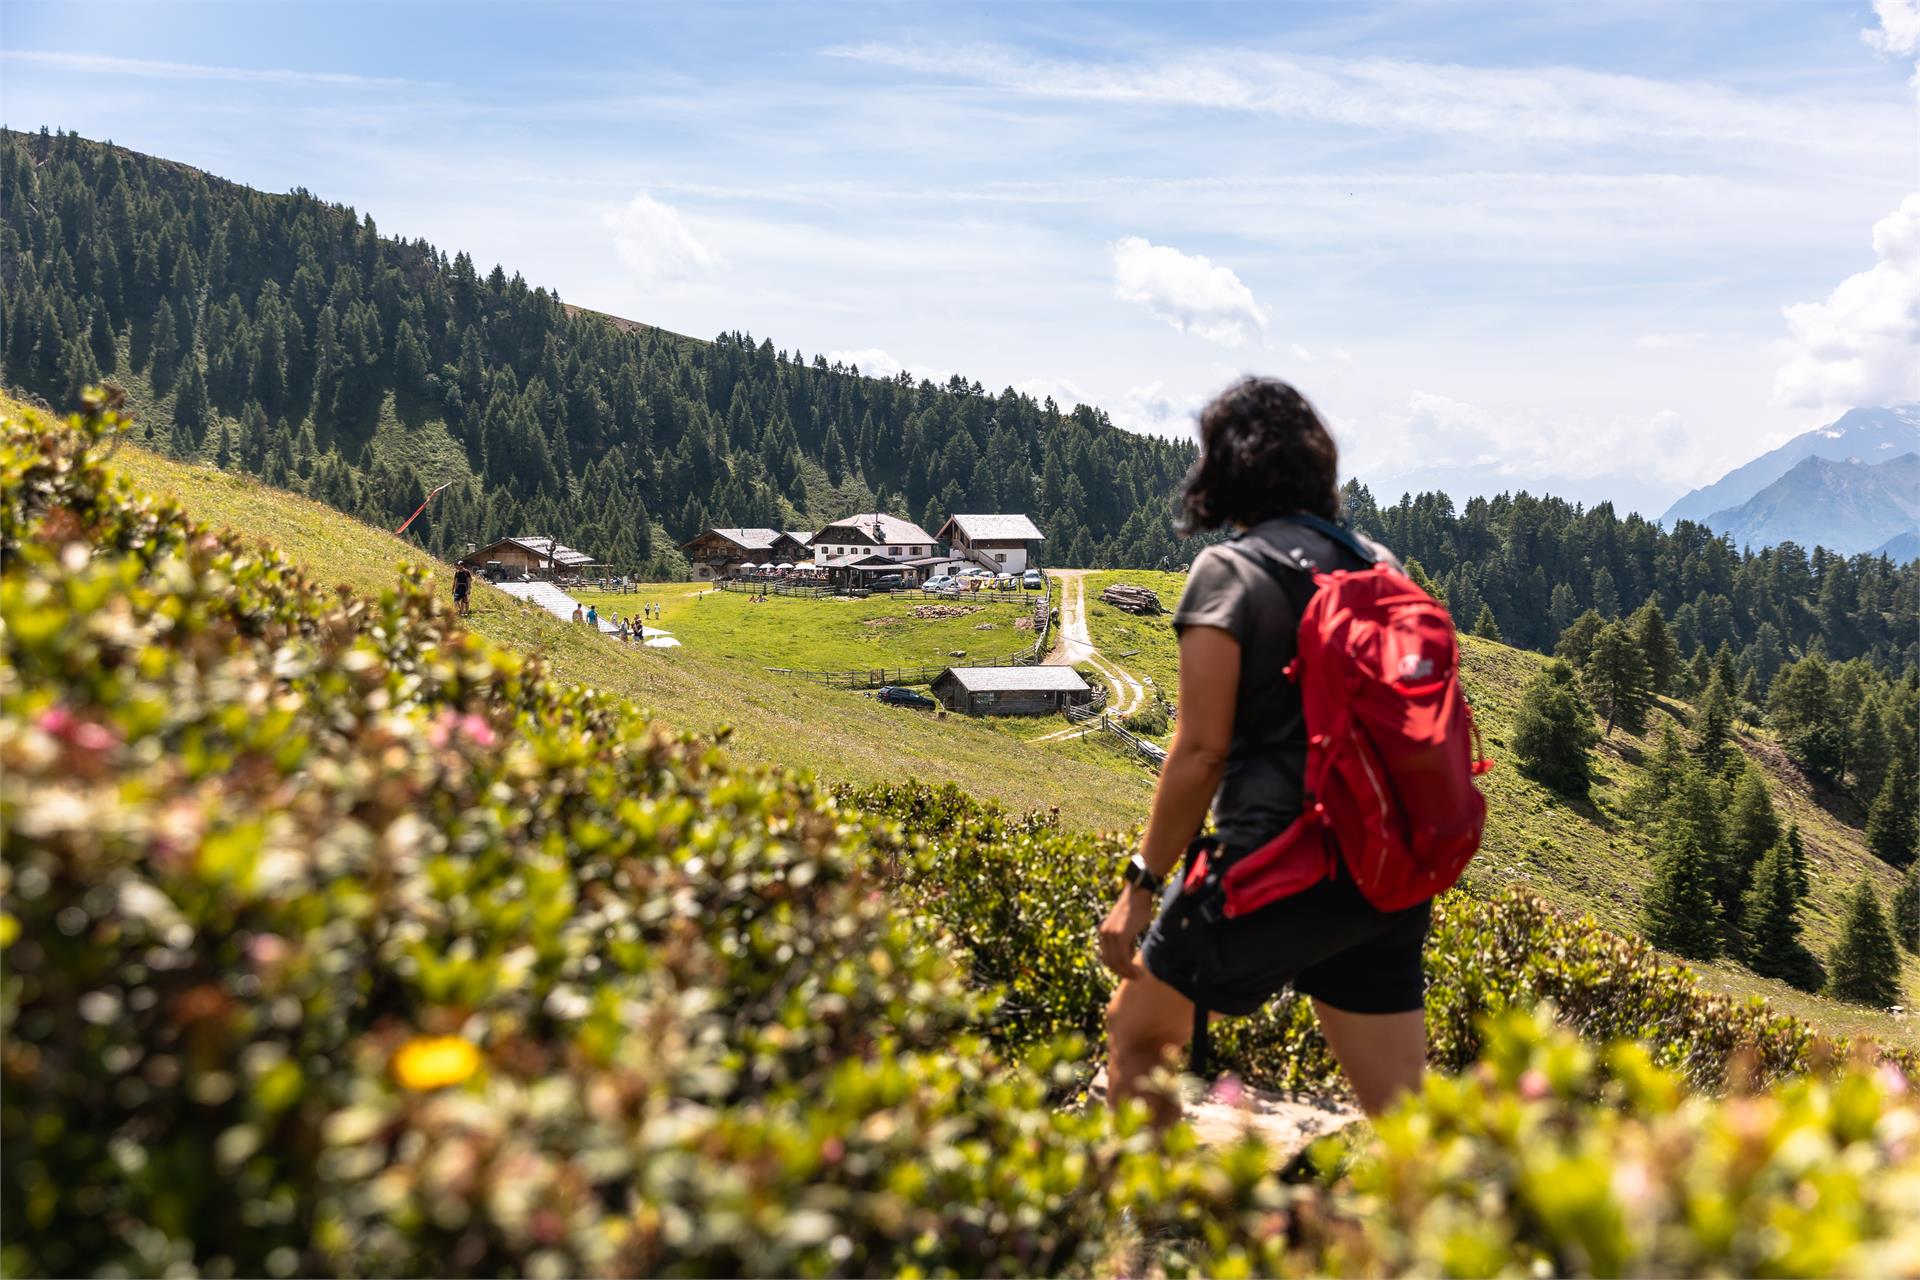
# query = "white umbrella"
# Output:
<box><xmin>776</xmin><ymin>561</ymin><xmax>795</xmax><ymax>570</ymax></box>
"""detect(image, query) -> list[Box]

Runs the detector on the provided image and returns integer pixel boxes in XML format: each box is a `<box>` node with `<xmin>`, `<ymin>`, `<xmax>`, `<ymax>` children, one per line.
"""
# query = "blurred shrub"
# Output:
<box><xmin>1287</xmin><ymin>1006</ymin><xmax>1920</xmax><ymax>1278</ymax></box>
<box><xmin>844</xmin><ymin>780</ymin><xmax>1918</xmax><ymax>1091</ymax></box>
<box><xmin>0</xmin><ymin>394</ymin><xmax>1286</xmax><ymax>1277</ymax></box>
<box><xmin>6</xmin><ymin>393</ymin><xmax>1918</xmax><ymax>1277</ymax></box>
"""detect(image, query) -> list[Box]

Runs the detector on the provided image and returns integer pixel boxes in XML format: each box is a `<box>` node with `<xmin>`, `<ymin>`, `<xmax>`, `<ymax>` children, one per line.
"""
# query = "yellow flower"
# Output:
<box><xmin>393</xmin><ymin>1036</ymin><xmax>481</xmax><ymax>1090</ymax></box>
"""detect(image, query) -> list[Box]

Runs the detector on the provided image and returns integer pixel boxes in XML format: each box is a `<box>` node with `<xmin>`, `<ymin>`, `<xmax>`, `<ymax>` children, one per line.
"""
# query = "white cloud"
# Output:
<box><xmin>826</xmin><ymin>348</ymin><xmax>952</xmax><ymax>383</ymax></box>
<box><xmin>1111</xmin><ymin>381</ymin><xmax>1208</xmax><ymax>439</ymax></box>
<box><xmin>1290</xmin><ymin>344</ymin><xmax>1317</xmax><ymax>362</ymax></box>
<box><xmin>828</xmin><ymin>41</ymin><xmax>1897</xmax><ymax>154</ymax></box>
<box><xmin>1864</xmin><ymin>0</ymin><xmax>1920</xmax><ymax>55</ymax></box>
<box><xmin>1111</xmin><ymin>236</ymin><xmax>1269</xmax><ymax>347</ymax></box>
<box><xmin>1342</xmin><ymin>392</ymin><xmax>1714</xmax><ymax>497</ymax></box>
<box><xmin>0</xmin><ymin>49</ymin><xmax>423</xmax><ymax>88</ymax></box>
<box><xmin>603</xmin><ymin>192</ymin><xmax>726</xmax><ymax>289</ymax></box>
<box><xmin>1332</xmin><ymin>348</ymin><xmax>1356</xmax><ymax>365</ymax></box>
<box><xmin>1772</xmin><ymin>193</ymin><xmax>1920</xmax><ymax>410</ymax></box>
<box><xmin>1011</xmin><ymin>375</ymin><xmax>1093</xmax><ymax>408</ymax></box>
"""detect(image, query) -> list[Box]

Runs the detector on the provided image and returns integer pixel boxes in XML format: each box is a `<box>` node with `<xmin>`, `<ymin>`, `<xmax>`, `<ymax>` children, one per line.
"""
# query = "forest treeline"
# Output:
<box><xmin>0</xmin><ymin>128</ymin><xmax>1198</xmax><ymax>571</ymax></box>
<box><xmin>1</xmin><ymin>126</ymin><xmax>1915</xmax><ymax>687</ymax></box>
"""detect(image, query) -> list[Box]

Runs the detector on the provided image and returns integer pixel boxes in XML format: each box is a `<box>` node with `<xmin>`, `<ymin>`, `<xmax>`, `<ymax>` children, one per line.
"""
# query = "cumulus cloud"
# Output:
<box><xmin>1773</xmin><ymin>193</ymin><xmax>1920</xmax><ymax>409</ymax></box>
<box><xmin>826</xmin><ymin>348</ymin><xmax>952</xmax><ymax>383</ymax></box>
<box><xmin>1011</xmin><ymin>375</ymin><xmax>1093</xmax><ymax>408</ymax></box>
<box><xmin>1289</xmin><ymin>344</ymin><xmax>1316</xmax><ymax>362</ymax></box>
<box><xmin>1864</xmin><ymin>0</ymin><xmax>1920</xmax><ymax>55</ymax></box>
<box><xmin>1111</xmin><ymin>381</ymin><xmax>1208</xmax><ymax>438</ymax></box>
<box><xmin>1341</xmin><ymin>392</ymin><xmax>1713</xmax><ymax>502</ymax></box>
<box><xmin>603</xmin><ymin>192</ymin><xmax>726</xmax><ymax>288</ymax></box>
<box><xmin>1111</xmin><ymin>236</ymin><xmax>1270</xmax><ymax>347</ymax></box>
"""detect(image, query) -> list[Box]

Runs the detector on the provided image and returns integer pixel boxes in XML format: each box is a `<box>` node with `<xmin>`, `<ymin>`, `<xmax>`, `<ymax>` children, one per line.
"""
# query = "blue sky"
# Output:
<box><xmin>5</xmin><ymin>1</ymin><xmax>1917</xmax><ymax>516</ymax></box>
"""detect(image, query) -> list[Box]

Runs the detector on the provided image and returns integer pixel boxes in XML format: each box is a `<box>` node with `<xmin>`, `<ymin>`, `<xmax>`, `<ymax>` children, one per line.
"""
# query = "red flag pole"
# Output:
<box><xmin>395</xmin><ymin>481</ymin><xmax>452</xmax><ymax>536</ymax></box>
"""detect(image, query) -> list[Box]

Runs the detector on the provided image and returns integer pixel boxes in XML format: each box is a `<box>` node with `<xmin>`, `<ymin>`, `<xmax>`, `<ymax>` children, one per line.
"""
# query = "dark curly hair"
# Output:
<box><xmin>1178</xmin><ymin>377</ymin><xmax>1340</xmax><ymax>534</ymax></box>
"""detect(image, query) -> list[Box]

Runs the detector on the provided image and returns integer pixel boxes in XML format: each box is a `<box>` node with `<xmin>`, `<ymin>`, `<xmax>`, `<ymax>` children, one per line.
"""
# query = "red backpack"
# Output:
<box><xmin>1194</xmin><ymin>518</ymin><xmax>1492</xmax><ymax>915</ymax></box>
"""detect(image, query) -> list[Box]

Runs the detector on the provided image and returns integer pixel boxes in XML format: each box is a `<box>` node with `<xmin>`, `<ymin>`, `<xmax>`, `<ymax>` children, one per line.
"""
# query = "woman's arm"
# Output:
<box><xmin>1096</xmin><ymin>624</ymin><xmax>1242</xmax><ymax>976</ymax></box>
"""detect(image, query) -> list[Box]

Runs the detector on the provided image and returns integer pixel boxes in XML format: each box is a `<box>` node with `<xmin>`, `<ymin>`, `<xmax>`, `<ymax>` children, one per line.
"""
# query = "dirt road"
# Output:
<box><xmin>1034</xmin><ymin>571</ymin><xmax>1149</xmax><ymax>743</ymax></box>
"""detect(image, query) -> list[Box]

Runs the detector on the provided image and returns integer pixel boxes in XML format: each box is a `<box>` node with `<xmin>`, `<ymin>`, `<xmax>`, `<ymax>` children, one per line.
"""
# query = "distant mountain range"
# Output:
<box><xmin>1700</xmin><ymin>452</ymin><xmax>1919</xmax><ymax>557</ymax></box>
<box><xmin>1663</xmin><ymin>405</ymin><xmax>1919</xmax><ymax>523</ymax></box>
<box><xmin>1661</xmin><ymin>405</ymin><xmax>1920</xmax><ymax>559</ymax></box>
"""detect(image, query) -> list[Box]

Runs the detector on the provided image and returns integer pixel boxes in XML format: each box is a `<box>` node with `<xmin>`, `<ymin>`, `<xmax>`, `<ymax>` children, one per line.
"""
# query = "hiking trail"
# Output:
<box><xmin>1035</xmin><ymin>570</ymin><xmax>1149</xmax><ymax>744</ymax></box>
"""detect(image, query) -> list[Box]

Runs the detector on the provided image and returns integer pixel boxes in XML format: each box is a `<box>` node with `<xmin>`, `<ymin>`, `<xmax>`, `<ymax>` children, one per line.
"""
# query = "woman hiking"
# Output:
<box><xmin>1097</xmin><ymin>377</ymin><xmax>1431</xmax><ymax>1121</ymax></box>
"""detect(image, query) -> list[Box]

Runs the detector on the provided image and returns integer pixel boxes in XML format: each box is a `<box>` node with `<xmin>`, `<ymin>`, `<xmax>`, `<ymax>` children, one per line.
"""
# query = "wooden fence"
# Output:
<box><xmin>766</xmin><ymin>590</ymin><xmax>1055</xmax><ymax>689</ymax></box>
<box><xmin>1095</xmin><ymin>715</ymin><xmax>1168</xmax><ymax>770</ymax></box>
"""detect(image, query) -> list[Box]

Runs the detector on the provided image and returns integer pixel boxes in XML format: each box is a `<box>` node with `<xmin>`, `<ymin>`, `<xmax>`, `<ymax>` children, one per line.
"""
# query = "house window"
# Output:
<box><xmin>995</xmin><ymin>552</ymin><xmax>1007</xmax><ymax>563</ymax></box>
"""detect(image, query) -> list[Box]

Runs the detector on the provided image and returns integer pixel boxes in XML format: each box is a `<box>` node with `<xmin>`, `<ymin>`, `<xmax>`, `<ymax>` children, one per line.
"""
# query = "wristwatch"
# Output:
<box><xmin>1121</xmin><ymin>853</ymin><xmax>1163</xmax><ymax>896</ymax></box>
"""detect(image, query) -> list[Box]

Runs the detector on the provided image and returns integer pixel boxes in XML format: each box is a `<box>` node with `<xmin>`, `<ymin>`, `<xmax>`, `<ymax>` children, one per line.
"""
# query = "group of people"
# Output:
<box><xmin>569</xmin><ymin>599</ymin><xmax>663</xmax><ymax>644</ymax></box>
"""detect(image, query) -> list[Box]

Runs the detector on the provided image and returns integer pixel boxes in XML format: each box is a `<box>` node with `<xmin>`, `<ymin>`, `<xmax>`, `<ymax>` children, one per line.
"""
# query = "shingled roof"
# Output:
<box><xmin>940</xmin><ymin>514</ymin><xmax>1046</xmax><ymax>542</ymax></box>
<box><xmin>935</xmin><ymin>666</ymin><xmax>1089</xmax><ymax>693</ymax></box>
<box><xmin>813</xmin><ymin>513</ymin><xmax>937</xmax><ymax>545</ymax></box>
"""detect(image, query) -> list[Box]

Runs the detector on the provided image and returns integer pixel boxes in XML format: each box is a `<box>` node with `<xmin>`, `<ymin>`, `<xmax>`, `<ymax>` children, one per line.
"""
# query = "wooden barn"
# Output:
<box><xmin>457</xmin><ymin>536</ymin><xmax>599</xmax><ymax>580</ymax></box>
<box><xmin>680</xmin><ymin>528</ymin><xmax>814</xmax><ymax>580</ymax></box>
<box><xmin>931</xmin><ymin>666</ymin><xmax>1092</xmax><ymax>716</ymax></box>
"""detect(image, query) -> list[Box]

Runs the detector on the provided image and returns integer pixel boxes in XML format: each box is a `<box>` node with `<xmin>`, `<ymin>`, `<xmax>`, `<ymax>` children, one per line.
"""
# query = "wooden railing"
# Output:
<box><xmin>1097</xmin><ymin>715</ymin><xmax>1168</xmax><ymax>770</ymax></box>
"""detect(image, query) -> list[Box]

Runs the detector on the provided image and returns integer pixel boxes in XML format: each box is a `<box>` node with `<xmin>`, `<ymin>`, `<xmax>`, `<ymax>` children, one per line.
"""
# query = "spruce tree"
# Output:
<box><xmin>1511</xmin><ymin>659</ymin><xmax>1599</xmax><ymax>797</ymax></box>
<box><xmin>1643</xmin><ymin>822</ymin><xmax>1722</xmax><ymax>960</ymax></box>
<box><xmin>148</xmin><ymin>297</ymin><xmax>178</xmax><ymax>391</ymax></box>
<box><xmin>1554</xmin><ymin>609</ymin><xmax>1606</xmax><ymax>667</ymax></box>
<box><xmin>1865</xmin><ymin>757</ymin><xmax>1917</xmax><ymax>868</ymax></box>
<box><xmin>1472</xmin><ymin>604</ymin><xmax>1502</xmax><ymax>642</ymax></box>
<box><xmin>1849</xmin><ymin>699</ymin><xmax>1892</xmax><ymax>802</ymax></box>
<box><xmin>1827</xmin><ymin>881</ymin><xmax>1903</xmax><ymax>1007</ymax></box>
<box><xmin>1892</xmin><ymin>866</ymin><xmax>1919</xmax><ymax>955</ymax></box>
<box><xmin>1630</xmin><ymin>601</ymin><xmax>1681</xmax><ymax>696</ymax></box>
<box><xmin>1740</xmin><ymin>839</ymin><xmax>1822</xmax><ymax>991</ymax></box>
<box><xmin>1695</xmin><ymin>671</ymin><xmax>1735</xmax><ymax>769</ymax></box>
<box><xmin>1583</xmin><ymin>621</ymin><xmax>1652</xmax><ymax>735</ymax></box>
<box><xmin>1725</xmin><ymin>764</ymin><xmax>1781</xmax><ymax>872</ymax></box>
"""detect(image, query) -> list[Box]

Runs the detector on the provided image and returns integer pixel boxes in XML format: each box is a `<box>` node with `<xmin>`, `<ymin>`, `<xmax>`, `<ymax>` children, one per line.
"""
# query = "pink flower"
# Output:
<box><xmin>1518</xmin><ymin>1069</ymin><xmax>1552</xmax><ymax>1100</ymax></box>
<box><xmin>1208</xmin><ymin>1074</ymin><xmax>1248</xmax><ymax>1107</ymax></box>
<box><xmin>822</xmin><ymin>1136</ymin><xmax>845</xmax><ymax>1164</ymax></box>
<box><xmin>459</xmin><ymin>714</ymin><xmax>496</xmax><ymax>747</ymax></box>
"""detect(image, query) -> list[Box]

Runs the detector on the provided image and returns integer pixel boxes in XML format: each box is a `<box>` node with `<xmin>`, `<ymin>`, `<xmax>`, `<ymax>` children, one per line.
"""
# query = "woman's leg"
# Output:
<box><xmin>1310</xmin><ymin>1001</ymin><xmax>1425</xmax><ymax>1116</ymax></box>
<box><xmin>1105</xmin><ymin>969</ymin><xmax>1194</xmax><ymax>1126</ymax></box>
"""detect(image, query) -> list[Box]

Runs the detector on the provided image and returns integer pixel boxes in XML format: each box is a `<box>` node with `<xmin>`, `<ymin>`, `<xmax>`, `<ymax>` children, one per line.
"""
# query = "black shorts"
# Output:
<box><xmin>1138</xmin><ymin>843</ymin><xmax>1431</xmax><ymax>1016</ymax></box>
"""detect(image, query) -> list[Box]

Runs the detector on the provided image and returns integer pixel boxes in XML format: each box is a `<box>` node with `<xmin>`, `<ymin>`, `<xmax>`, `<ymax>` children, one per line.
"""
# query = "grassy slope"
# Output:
<box><xmin>108</xmin><ymin>440</ymin><xmax>1156</xmax><ymax>829</ymax></box>
<box><xmin>589</xmin><ymin>588</ymin><xmax>1041</xmax><ymax>673</ymax></box>
<box><xmin>1091</xmin><ymin>565</ymin><xmax>1919</xmax><ymax>1046</ymax></box>
<box><xmin>80</xmin><ymin>412</ymin><xmax>1919</xmax><ymax>1047</ymax></box>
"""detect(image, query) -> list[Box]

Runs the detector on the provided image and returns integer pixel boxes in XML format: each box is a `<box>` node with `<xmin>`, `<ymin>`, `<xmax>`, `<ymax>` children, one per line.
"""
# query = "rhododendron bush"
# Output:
<box><xmin>4</xmin><ymin>394</ymin><xmax>1919</xmax><ymax>1277</ymax></box>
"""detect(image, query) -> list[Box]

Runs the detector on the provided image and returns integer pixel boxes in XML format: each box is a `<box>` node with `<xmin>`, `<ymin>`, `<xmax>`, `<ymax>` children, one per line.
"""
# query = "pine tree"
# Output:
<box><xmin>1740</xmin><ymin>839</ymin><xmax>1822</xmax><ymax>991</ymax></box>
<box><xmin>1626</xmin><ymin>723</ymin><xmax>1689</xmax><ymax>823</ymax></box>
<box><xmin>1827</xmin><ymin>881</ymin><xmax>1903</xmax><ymax>1007</ymax></box>
<box><xmin>1725</xmin><ymin>764</ymin><xmax>1781</xmax><ymax>872</ymax></box>
<box><xmin>1849</xmin><ymin>699</ymin><xmax>1893</xmax><ymax>802</ymax></box>
<box><xmin>1865</xmin><ymin>757</ymin><xmax>1917</xmax><ymax>867</ymax></box>
<box><xmin>1472</xmin><ymin>604</ymin><xmax>1502</xmax><ymax>642</ymax></box>
<box><xmin>1643</xmin><ymin>821</ymin><xmax>1722</xmax><ymax>960</ymax></box>
<box><xmin>1695</xmin><ymin>671</ymin><xmax>1735</xmax><ymax>769</ymax></box>
<box><xmin>1591</xmin><ymin>566</ymin><xmax>1620</xmax><ymax>619</ymax></box>
<box><xmin>148</xmin><ymin>297</ymin><xmax>178</xmax><ymax>391</ymax></box>
<box><xmin>1554</xmin><ymin>609</ymin><xmax>1606</xmax><ymax>668</ymax></box>
<box><xmin>1630</xmin><ymin>601</ymin><xmax>1682</xmax><ymax>696</ymax></box>
<box><xmin>1583</xmin><ymin>621</ymin><xmax>1652</xmax><ymax>735</ymax></box>
<box><xmin>1892</xmin><ymin>866</ymin><xmax>1919</xmax><ymax>954</ymax></box>
<box><xmin>1512</xmin><ymin>659</ymin><xmax>1600</xmax><ymax>797</ymax></box>
<box><xmin>1783</xmin><ymin>822</ymin><xmax>1809</xmax><ymax>900</ymax></box>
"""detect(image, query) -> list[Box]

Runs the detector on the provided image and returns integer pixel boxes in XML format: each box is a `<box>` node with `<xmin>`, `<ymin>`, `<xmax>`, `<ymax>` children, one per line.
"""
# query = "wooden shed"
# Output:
<box><xmin>931</xmin><ymin>666</ymin><xmax>1092</xmax><ymax>716</ymax></box>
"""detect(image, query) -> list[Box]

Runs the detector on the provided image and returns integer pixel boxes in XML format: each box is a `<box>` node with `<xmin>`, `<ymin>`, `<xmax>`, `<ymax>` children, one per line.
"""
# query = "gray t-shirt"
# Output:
<box><xmin>1172</xmin><ymin>519</ymin><xmax>1400</xmax><ymax>853</ymax></box>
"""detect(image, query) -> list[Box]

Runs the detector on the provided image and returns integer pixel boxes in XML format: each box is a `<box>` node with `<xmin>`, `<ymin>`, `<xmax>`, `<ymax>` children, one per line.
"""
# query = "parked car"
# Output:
<box><xmin>876</xmin><ymin>685</ymin><xmax>937</xmax><ymax>709</ymax></box>
<box><xmin>1023</xmin><ymin>569</ymin><xmax>1044</xmax><ymax>590</ymax></box>
<box><xmin>922</xmin><ymin>575</ymin><xmax>959</xmax><ymax>594</ymax></box>
<box><xmin>866</xmin><ymin>574</ymin><xmax>906</xmax><ymax>591</ymax></box>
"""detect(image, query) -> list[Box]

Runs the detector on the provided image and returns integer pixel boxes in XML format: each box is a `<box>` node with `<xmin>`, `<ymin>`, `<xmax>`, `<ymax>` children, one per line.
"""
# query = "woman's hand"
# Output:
<box><xmin>1097</xmin><ymin>886</ymin><xmax>1155</xmax><ymax>978</ymax></box>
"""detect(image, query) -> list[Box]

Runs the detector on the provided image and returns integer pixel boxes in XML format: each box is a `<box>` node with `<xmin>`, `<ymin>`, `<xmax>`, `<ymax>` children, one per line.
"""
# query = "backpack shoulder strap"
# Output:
<box><xmin>1225</xmin><ymin>516</ymin><xmax>1375</xmax><ymax>616</ymax></box>
<box><xmin>1279</xmin><ymin>513</ymin><xmax>1380</xmax><ymax>567</ymax></box>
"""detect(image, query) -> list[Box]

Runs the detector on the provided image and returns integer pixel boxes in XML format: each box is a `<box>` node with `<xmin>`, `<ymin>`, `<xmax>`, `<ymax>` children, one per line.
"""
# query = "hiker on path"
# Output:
<box><xmin>453</xmin><ymin>565</ymin><xmax>472</xmax><ymax>617</ymax></box>
<box><xmin>572</xmin><ymin>604</ymin><xmax>585</xmax><ymax>625</ymax></box>
<box><xmin>1096</xmin><ymin>377</ymin><xmax>1444</xmax><ymax>1122</ymax></box>
<box><xmin>586</xmin><ymin>604</ymin><xmax>599</xmax><ymax>629</ymax></box>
